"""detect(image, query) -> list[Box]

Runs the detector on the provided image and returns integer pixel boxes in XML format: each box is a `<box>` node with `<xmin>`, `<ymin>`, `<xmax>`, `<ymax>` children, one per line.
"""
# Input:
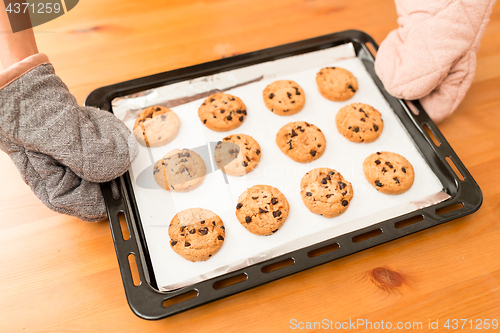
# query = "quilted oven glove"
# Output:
<box><xmin>375</xmin><ymin>0</ymin><xmax>496</xmax><ymax>123</ymax></box>
<box><xmin>0</xmin><ymin>53</ymin><xmax>137</xmax><ymax>221</ymax></box>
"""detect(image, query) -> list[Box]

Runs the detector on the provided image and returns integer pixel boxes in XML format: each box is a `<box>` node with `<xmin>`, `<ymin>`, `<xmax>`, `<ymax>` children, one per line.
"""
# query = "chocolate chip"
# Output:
<box><xmin>348</xmin><ymin>84</ymin><xmax>356</xmax><ymax>93</ymax></box>
<box><xmin>185</xmin><ymin>242</ymin><xmax>191</xmax><ymax>247</ymax></box>
<box><xmin>224</xmin><ymin>137</ymin><xmax>230</xmax><ymax>141</ymax></box>
<box><xmin>382</xmin><ymin>167</ymin><xmax>387</xmax><ymax>173</ymax></box>
<box><xmin>306</xmin><ymin>192</ymin><xmax>312</xmax><ymax>196</ymax></box>
<box><xmin>326</xmin><ymin>194</ymin><xmax>332</xmax><ymax>198</ymax></box>
<box><xmin>220</xmin><ymin>226</ymin><xmax>225</xmax><ymax>230</ymax></box>
<box><xmin>236</xmin><ymin>203</ymin><xmax>243</xmax><ymax>209</ymax></box>
<box><xmin>321</xmin><ymin>178</ymin><xmax>328</xmax><ymax>184</ymax></box>
<box><xmin>256</xmin><ymin>149</ymin><xmax>261</xmax><ymax>155</ymax></box>
<box><xmin>259</xmin><ymin>208</ymin><xmax>267</xmax><ymax>214</ymax></box>
<box><xmin>310</xmin><ymin>150</ymin><xmax>317</xmax><ymax>157</ymax></box>
<box><xmin>271</xmin><ymin>197</ymin><xmax>278</xmax><ymax>204</ymax></box>
<box><xmin>237</xmin><ymin>136</ymin><xmax>241</xmax><ymax>139</ymax></box>
<box><xmin>229</xmin><ymin>97</ymin><xmax>235</xmax><ymax>101</ymax></box>
<box><xmin>294</xmin><ymin>87</ymin><xmax>301</xmax><ymax>95</ymax></box>
<box><xmin>242</xmin><ymin>161</ymin><xmax>248</xmax><ymax>167</ymax></box>
<box><xmin>239</xmin><ymin>116</ymin><xmax>244</xmax><ymax>121</ymax></box>
<box><xmin>342</xmin><ymin>200</ymin><xmax>349</xmax><ymax>206</ymax></box>
<box><xmin>210</xmin><ymin>98</ymin><xmax>215</xmax><ymax>102</ymax></box>
<box><xmin>269</xmin><ymin>93</ymin><xmax>275</xmax><ymax>99</ymax></box>
<box><xmin>338</xmin><ymin>182</ymin><xmax>346</xmax><ymax>190</ymax></box>
<box><xmin>374</xmin><ymin>124</ymin><xmax>379</xmax><ymax>132</ymax></box>
<box><xmin>245</xmin><ymin>216</ymin><xmax>252</xmax><ymax>223</ymax></box>
<box><xmin>287</xmin><ymin>92</ymin><xmax>292</xmax><ymax>99</ymax></box>
<box><xmin>393</xmin><ymin>177</ymin><xmax>400</xmax><ymax>184</ymax></box>
<box><xmin>273</xmin><ymin>210</ymin><xmax>281</xmax><ymax>217</ymax></box>
<box><xmin>242</xmin><ymin>110</ymin><xmax>247</xmax><ymax>115</ymax></box>
<box><xmin>385</xmin><ymin>161</ymin><xmax>393</xmax><ymax>168</ymax></box>
<box><xmin>329</xmin><ymin>171</ymin><xmax>335</xmax><ymax>175</ymax></box>
<box><xmin>189</xmin><ymin>229</ymin><xmax>195</xmax><ymax>234</ymax></box>
<box><xmin>199</xmin><ymin>227</ymin><xmax>208</xmax><ymax>235</ymax></box>
<box><xmin>200</xmin><ymin>220</ymin><xmax>205</xmax><ymax>224</ymax></box>
<box><xmin>287</xmin><ymin>140</ymin><xmax>293</xmax><ymax>150</ymax></box>
<box><xmin>402</xmin><ymin>167</ymin><xmax>406</xmax><ymax>173</ymax></box>
<box><xmin>170</xmin><ymin>240</ymin><xmax>177</xmax><ymax>246</ymax></box>
<box><xmin>227</xmin><ymin>115</ymin><xmax>232</xmax><ymax>121</ymax></box>
<box><xmin>212</xmin><ymin>221</ymin><xmax>216</xmax><ymax>226</ymax></box>
<box><xmin>290</xmin><ymin>129</ymin><xmax>299</xmax><ymax>138</ymax></box>
<box><xmin>317</xmin><ymin>144</ymin><xmax>321</xmax><ymax>148</ymax></box>
<box><xmin>218</xmin><ymin>236</ymin><xmax>224</xmax><ymax>241</ymax></box>
<box><xmin>203</xmin><ymin>119</ymin><xmax>207</xmax><ymax>124</ymax></box>
<box><xmin>220</xmin><ymin>109</ymin><xmax>225</xmax><ymax>114</ymax></box>
<box><xmin>252</xmin><ymin>196</ymin><xmax>258</xmax><ymax>200</ymax></box>
<box><xmin>353</xmin><ymin>127</ymin><xmax>360</xmax><ymax>132</ymax></box>
<box><xmin>377</xmin><ymin>152</ymin><xmax>381</xmax><ymax>155</ymax></box>
<box><xmin>155</xmin><ymin>107</ymin><xmax>161</xmax><ymax>111</ymax></box>
<box><xmin>375</xmin><ymin>160</ymin><xmax>381</xmax><ymax>165</ymax></box>
<box><xmin>341</xmin><ymin>191</ymin><xmax>347</xmax><ymax>196</ymax></box>
<box><xmin>360</xmin><ymin>118</ymin><xmax>366</xmax><ymax>122</ymax></box>
<box><xmin>375</xmin><ymin>180</ymin><xmax>383</xmax><ymax>187</ymax></box>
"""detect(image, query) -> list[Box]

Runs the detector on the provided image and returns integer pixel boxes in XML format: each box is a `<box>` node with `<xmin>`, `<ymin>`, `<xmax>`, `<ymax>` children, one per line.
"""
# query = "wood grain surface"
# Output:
<box><xmin>1</xmin><ymin>0</ymin><xmax>500</xmax><ymax>332</ymax></box>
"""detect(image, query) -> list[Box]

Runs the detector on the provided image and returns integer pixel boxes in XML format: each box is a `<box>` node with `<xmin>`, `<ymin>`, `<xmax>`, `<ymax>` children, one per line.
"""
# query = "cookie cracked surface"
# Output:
<box><xmin>169</xmin><ymin>208</ymin><xmax>225</xmax><ymax>262</ymax></box>
<box><xmin>133</xmin><ymin>105</ymin><xmax>180</xmax><ymax>147</ymax></box>
<box><xmin>363</xmin><ymin>152</ymin><xmax>415</xmax><ymax>195</ymax></box>
<box><xmin>153</xmin><ymin>148</ymin><xmax>206</xmax><ymax>192</ymax></box>
<box><xmin>263</xmin><ymin>80</ymin><xmax>305</xmax><ymax>116</ymax></box>
<box><xmin>276</xmin><ymin>121</ymin><xmax>326</xmax><ymax>163</ymax></box>
<box><xmin>336</xmin><ymin>103</ymin><xmax>384</xmax><ymax>143</ymax></box>
<box><xmin>198</xmin><ymin>93</ymin><xmax>247</xmax><ymax>132</ymax></box>
<box><xmin>235</xmin><ymin>185</ymin><xmax>289</xmax><ymax>236</ymax></box>
<box><xmin>300</xmin><ymin>168</ymin><xmax>353</xmax><ymax>218</ymax></box>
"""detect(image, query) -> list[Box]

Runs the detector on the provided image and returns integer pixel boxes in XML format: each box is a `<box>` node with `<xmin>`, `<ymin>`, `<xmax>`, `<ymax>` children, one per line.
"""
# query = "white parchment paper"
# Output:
<box><xmin>112</xmin><ymin>43</ymin><xmax>448</xmax><ymax>291</ymax></box>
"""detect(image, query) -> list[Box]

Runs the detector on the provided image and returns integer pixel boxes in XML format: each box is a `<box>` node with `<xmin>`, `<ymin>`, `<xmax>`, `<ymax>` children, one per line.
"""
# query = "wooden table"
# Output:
<box><xmin>2</xmin><ymin>0</ymin><xmax>500</xmax><ymax>331</ymax></box>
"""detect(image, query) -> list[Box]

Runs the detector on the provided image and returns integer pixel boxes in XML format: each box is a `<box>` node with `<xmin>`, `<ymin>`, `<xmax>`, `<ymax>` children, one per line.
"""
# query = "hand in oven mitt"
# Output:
<box><xmin>374</xmin><ymin>0</ymin><xmax>496</xmax><ymax>123</ymax></box>
<box><xmin>0</xmin><ymin>54</ymin><xmax>138</xmax><ymax>221</ymax></box>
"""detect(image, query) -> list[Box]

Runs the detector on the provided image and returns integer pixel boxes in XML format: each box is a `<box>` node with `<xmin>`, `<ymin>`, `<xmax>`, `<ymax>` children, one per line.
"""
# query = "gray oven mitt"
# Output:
<box><xmin>0</xmin><ymin>53</ymin><xmax>137</xmax><ymax>221</ymax></box>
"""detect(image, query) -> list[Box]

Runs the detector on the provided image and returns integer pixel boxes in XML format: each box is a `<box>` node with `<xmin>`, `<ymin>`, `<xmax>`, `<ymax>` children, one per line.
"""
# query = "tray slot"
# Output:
<box><xmin>162</xmin><ymin>290</ymin><xmax>198</xmax><ymax>308</ymax></box>
<box><xmin>436</xmin><ymin>202</ymin><xmax>464</xmax><ymax>216</ymax></box>
<box><xmin>213</xmin><ymin>273</ymin><xmax>248</xmax><ymax>290</ymax></box>
<box><xmin>394</xmin><ymin>215</ymin><xmax>424</xmax><ymax>229</ymax></box>
<box><xmin>445</xmin><ymin>156</ymin><xmax>465</xmax><ymax>181</ymax></box>
<box><xmin>352</xmin><ymin>228</ymin><xmax>383</xmax><ymax>243</ymax></box>
<box><xmin>261</xmin><ymin>258</ymin><xmax>295</xmax><ymax>273</ymax></box>
<box><xmin>365</xmin><ymin>42</ymin><xmax>377</xmax><ymax>58</ymax></box>
<box><xmin>307</xmin><ymin>242</ymin><xmax>340</xmax><ymax>258</ymax></box>
<box><xmin>423</xmin><ymin>123</ymin><xmax>441</xmax><ymax>147</ymax></box>
<box><xmin>118</xmin><ymin>211</ymin><xmax>130</xmax><ymax>241</ymax></box>
<box><xmin>128</xmin><ymin>254</ymin><xmax>141</xmax><ymax>286</ymax></box>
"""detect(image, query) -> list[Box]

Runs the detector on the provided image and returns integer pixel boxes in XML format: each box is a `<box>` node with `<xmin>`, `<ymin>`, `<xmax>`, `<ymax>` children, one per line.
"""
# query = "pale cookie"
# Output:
<box><xmin>263</xmin><ymin>80</ymin><xmax>305</xmax><ymax>116</ymax></box>
<box><xmin>169</xmin><ymin>208</ymin><xmax>225</xmax><ymax>262</ymax></box>
<box><xmin>235</xmin><ymin>185</ymin><xmax>289</xmax><ymax>236</ymax></box>
<box><xmin>214</xmin><ymin>134</ymin><xmax>261</xmax><ymax>176</ymax></box>
<box><xmin>133</xmin><ymin>106</ymin><xmax>180</xmax><ymax>147</ymax></box>
<box><xmin>153</xmin><ymin>148</ymin><xmax>206</xmax><ymax>192</ymax></box>
<box><xmin>316</xmin><ymin>67</ymin><xmax>358</xmax><ymax>101</ymax></box>
<box><xmin>300</xmin><ymin>168</ymin><xmax>353</xmax><ymax>218</ymax></box>
<box><xmin>336</xmin><ymin>103</ymin><xmax>384</xmax><ymax>143</ymax></box>
<box><xmin>363</xmin><ymin>152</ymin><xmax>415</xmax><ymax>195</ymax></box>
<box><xmin>276</xmin><ymin>121</ymin><xmax>326</xmax><ymax>163</ymax></box>
<box><xmin>198</xmin><ymin>93</ymin><xmax>247</xmax><ymax>131</ymax></box>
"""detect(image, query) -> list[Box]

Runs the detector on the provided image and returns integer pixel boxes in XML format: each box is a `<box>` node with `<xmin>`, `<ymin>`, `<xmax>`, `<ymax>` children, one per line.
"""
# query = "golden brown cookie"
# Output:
<box><xmin>316</xmin><ymin>67</ymin><xmax>358</xmax><ymax>101</ymax></box>
<box><xmin>300</xmin><ymin>168</ymin><xmax>353</xmax><ymax>218</ymax></box>
<box><xmin>198</xmin><ymin>93</ymin><xmax>247</xmax><ymax>132</ymax></box>
<box><xmin>235</xmin><ymin>185</ymin><xmax>289</xmax><ymax>236</ymax></box>
<box><xmin>169</xmin><ymin>208</ymin><xmax>225</xmax><ymax>262</ymax></box>
<box><xmin>153</xmin><ymin>148</ymin><xmax>206</xmax><ymax>192</ymax></box>
<box><xmin>133</xmin><ymin>106</ymin><xmax>180</xmax><ymax>147</ymax></box>
<box><xmin>335</xmin><ymin>103</ymin><xmax>384</xmax><ymax>143</ymax></box>
<box><xmin>363</xmin><ymin>152</ymin><xmax>415</xmax><ymax>195</ymax></box>
<box><xmin>262</xmin><ymin>80</ymin><xmax>305</xmax><ymax>116</ymax></box>
<box><xmin>275</xmin><ymin>121</ymin><xmax>326</xmax><ymax>163</ymax></box>
<box><xmin>214</xmin><ymin>134</ymin><xmax>261</xmax><ymax>176</ymax></box>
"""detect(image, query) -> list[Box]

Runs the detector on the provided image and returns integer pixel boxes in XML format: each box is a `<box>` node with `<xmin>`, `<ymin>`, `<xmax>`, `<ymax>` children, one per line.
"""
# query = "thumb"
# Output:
<box><xmin>420</xmin><ymin>51</ymin><xmax>476</xmax><ymax>123</ymax></box>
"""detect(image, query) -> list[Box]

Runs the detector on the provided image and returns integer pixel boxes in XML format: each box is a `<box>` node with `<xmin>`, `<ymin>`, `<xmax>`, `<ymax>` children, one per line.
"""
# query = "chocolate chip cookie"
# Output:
<box><xmin>198</xmin><ymin>93</ymin><xmax>247</xmax><ymax>132</ymax></box>
<box><xmin>169</xmin><ymin>208</ymin><xmax>225</xmax><ymax>262</ymax></box>
<box><xmin>153</xmin><ymin>148</ymin><xmax>206</xmax><ymax>192</ymax></box>
<box><xmin>235</xmin><ymin>185</ymin><xmax>289</xmax><ymax>236</ymax></box>
<box><xmin>133</xmin><ymin>106</ymin><xmax>180</xmax><ymax>147</ymax></box>
<box><xmin>214</xmin><ymin>134</ymin><xmax>261</xmax><ymax>176</ymax></box>
<box><xmin>262</xmin><ymin>80</ymin><xmax>305</xmax><ymax>116</ymax></box>
<box><xmin>336</xmin><ymin>103</ymin><xmax>384</xmax><ymax>143</ymax></box>
<box><xmin>363</xmin><ymin>152</ymin><xmax>415</xmax><ymax>195</ymax></box>
<box><xmin>300</xmin><ymin>168</ymin><xmax>353</xmax><ymax>218</ymax></box>
<box><xmin>276</xmin><ymin>121</ymin><xmax>326</xmax><ymax>163</ymax></box>
<box><xmin>316</xmin><ymin>67</ymin><xmax>358</xmax><ymax>101</ymax></box>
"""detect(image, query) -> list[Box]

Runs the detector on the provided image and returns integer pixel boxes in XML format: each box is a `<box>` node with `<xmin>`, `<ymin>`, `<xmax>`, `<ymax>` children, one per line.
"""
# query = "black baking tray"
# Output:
<box><xmin>85</xmin><ymin>30</ymin><xmax>482</xmax><ymax>320</ymax></box>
